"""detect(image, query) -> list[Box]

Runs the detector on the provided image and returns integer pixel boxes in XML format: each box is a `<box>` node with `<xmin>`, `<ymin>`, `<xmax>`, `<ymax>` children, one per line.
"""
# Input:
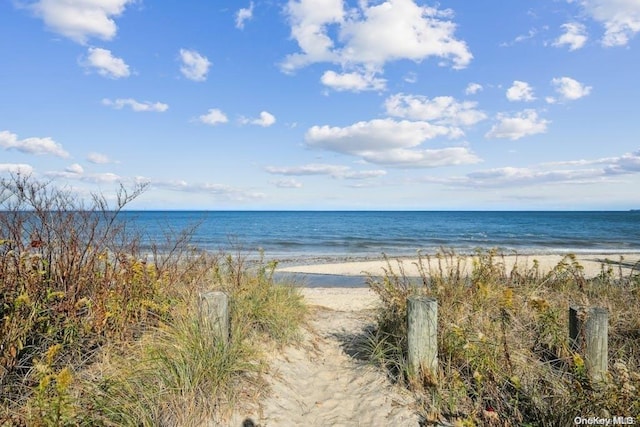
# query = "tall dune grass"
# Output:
<box><xmin>0</xmin><ymin>175</ymin><xmax>306</xmax><ymax>425</ymax></box>
<box><xmin>364</xmin><ymin>250</ymin><xmax>640</xmax><ymax>426</ymax></box>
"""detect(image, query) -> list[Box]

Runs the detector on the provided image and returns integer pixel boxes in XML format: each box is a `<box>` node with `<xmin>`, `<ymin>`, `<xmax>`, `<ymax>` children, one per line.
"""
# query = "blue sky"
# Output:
<box><xmin>1</xmin><ymin>0</ymin><xmax>639</xmax><ymax>210</ymax></box>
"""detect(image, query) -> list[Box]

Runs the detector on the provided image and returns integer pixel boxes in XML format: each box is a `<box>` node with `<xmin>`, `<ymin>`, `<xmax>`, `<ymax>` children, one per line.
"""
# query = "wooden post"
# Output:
<box><xmin>199</xmin><ymin>291</ymin><xmax>229</xmax><ymax>344</ymax></box>
<box><xmin>407</xmin><ymin>296</ymin><xmax>438</xmax><ymax>381</ymax></box>
<box><xmin>569</xmin><ymin>305</ymin><xmax>608</xmax><ymax>382</ymax></box>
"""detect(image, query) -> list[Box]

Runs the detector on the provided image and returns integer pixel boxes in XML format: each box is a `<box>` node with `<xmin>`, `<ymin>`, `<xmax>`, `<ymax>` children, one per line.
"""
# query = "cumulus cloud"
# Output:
<box><xmin>282</xmin><ymin>0</ymin><xmax>472</xmax><ymax>76</ymax></box>
<box><xmin>465</xmin><ymin>82</ymin><xmax>483</xmax><ymax>95</ymax></box>
<box><xmin>87</xmin><ymin>152</ymin><xmax>111</xmax><ymax>164</ymax></box>
<box><xmin>553</xmin><ymin>22</ymin><xmax>588</xmax><ymax>50</ymax></box>
<box><xmin>321</xmin><ymin>70</ymin><xmax>386</xmax><ymax>91</ymax></box>
<box><xmin>0</xmin><ymin>130</ymin><xmax>70</xmax><ymax>158</ymax></box>
<box><xmin>236</xmin><ymin>2</ymin><xmax>254</xmax><ymax>29</ymax></box>
<box><xmin>179</xmin><ymin>49</ymin><xmax>211</xmax><ymax>82</ymax></box>
<box><xmin>82</xmin><ymin>47</ymin><xmax>130</xmax><ymax>78</ymax></box>
<box><xmin>29</xmin><ymin>0</ymin><xmax>134</xmax><ymax>44</ymax></box>
<box><xmin>265</xmin><ymin>163</ymin><xmax>387</xmax><ymax>179</ymax></box>
<box><xmin>304</xmin><ymin>119</ymin><xmax>480</xmax><ymax>167</ymax></box>
<box><xmin>573</xmin><ymin>0</ymin><xmax>640</xmax><ymax>46</ymax></box>
<box><xmin>0</xmin><ymin>163</ymin><xmax>34</xmax><ymax>175</ymax></box>
<box><xmin>102</xmin><ymin>98</ymin><xmax>169</xmax><ymax>112</ymax></box>
<box><xmin>241</xmin><ymin>111</ymin><xmax>276</xmax><ymax>127</ymax></box>
<box><xmin>550</xmin><ymin>77</ymin><xmax>592</xmax><ymax>101</ymax></box>
<box><xmin>485</xmin><ymin>110</ymin><xmax>549</xmax><ymax>140</ymax></box>
<box><xmin>506</xmin><ymin>81</ymin><xmax>536</xmax><ymax>102</ymax></box>
<box><xmin>198</xmin><ymin>109</ymin><xmax>229</xmax><ymax>126</ymax></box>
<box><xmin>384</xmin><ymin>94</ymin><xmax>487</xmax><ymax>127</ymax></box>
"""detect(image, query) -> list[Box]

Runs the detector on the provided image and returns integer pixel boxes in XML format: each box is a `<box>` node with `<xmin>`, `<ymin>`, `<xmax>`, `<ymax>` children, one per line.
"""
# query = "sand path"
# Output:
<box><xmin>231</xmin><ymin>288</ymin><xmax>420</xmax><ymax>427</ymax></box>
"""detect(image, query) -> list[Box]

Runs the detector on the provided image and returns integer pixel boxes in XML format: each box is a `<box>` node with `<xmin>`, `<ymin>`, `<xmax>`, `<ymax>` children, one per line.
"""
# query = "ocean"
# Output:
<box><xmin>120</xmin><ymin>211</ymin><xmax>640</xmax><ymax>263</ymax></box>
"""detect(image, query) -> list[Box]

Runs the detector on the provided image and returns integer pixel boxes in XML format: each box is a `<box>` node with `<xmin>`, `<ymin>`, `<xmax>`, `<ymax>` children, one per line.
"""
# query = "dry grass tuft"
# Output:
<box><xmin>365</xmin><ymin>249</ymin><xmax>640</xmax><ymax>426</ymax></box>
<box><xmin>0</xmin><ymin>175</ymin><xmax>306</xmax><ymax>426</ymax></box>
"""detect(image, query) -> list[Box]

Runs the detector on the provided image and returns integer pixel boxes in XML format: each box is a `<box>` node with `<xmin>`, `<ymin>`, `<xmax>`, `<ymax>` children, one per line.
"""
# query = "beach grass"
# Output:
<box><xmin>364</xmin><ymin>250</ymin><xmax>640</xmax><ymax>425</ymax></box>
<box><xmin>0</xmin><ymin>175</ymin><xmax>306</xmax><ymax>426</ymax></box>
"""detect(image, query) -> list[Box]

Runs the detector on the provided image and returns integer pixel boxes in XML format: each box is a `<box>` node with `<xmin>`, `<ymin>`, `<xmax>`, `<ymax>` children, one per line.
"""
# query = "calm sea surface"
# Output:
<box><xmin>120</xmin><ymin>211</ymin><xmax>640</xmax><ymax>262</ymax></box>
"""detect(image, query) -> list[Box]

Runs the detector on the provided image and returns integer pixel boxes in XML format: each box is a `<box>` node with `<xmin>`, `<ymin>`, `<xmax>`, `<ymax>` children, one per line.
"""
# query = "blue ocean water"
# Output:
<box><xmin>120</xmin><ymin>211</ymin><xmax>640</xmax><ymax>262</ymax></box>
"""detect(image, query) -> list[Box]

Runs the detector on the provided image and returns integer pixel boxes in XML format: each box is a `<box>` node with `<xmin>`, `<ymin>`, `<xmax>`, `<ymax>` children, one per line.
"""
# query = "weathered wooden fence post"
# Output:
<box><xmin>569</xmin><ymin>305</ymin><xmax>608</xmax><ymax>382</ymax></box>
<box><xmin>199</xmin><ymin>291</ymin><xmax>230</xmax><ymax>344</ymax></box>
<box><xmin>407</xmin><ymin>296</ymin><xmax>438</xmax><ymax>381</ymax></box>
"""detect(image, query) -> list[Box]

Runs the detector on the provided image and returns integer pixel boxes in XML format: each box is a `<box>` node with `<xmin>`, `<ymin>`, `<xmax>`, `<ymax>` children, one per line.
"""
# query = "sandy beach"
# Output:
<box><xmin>277</xmin><ymin>253</ymin><xmax>640</xmax><ymax>282</ymax></box>
<box><xmin>229</xmin><ymin>286</ymin><xmax>419</xmax><ymax>426</ymax></box>
<box><xmin>227</xmin><ymin>253</ymin><xmax>640</xmax><ymax>426</ymax></box>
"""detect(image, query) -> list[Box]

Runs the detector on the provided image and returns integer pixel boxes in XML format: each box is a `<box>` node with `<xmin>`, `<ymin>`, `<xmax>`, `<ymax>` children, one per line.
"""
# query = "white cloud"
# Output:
<box><xmin>45</xmin><ymin>169</ymin><xmax>123</xmax><ymax>184</ymax></box>
<box><xmin>84</xmin><ymin>172</ymin><xmax>121</xmax><ymax>183</ymax></box>
<box><xmin>271</xmin><ymin>178</ymin><xmax>303</xmax><ymax>188</ymax></box>
<box><xmin>266</xmin><ymin>164</ymin><xmax>350</xmax><ymax>176</ymax></box>
<box><xmin>384</xmin><ymin>94</ymin><xmax>487</xmax><ymax>127</ymax></box>
<box><xmin>265</xmin><ymin>163</ymin><xmax>387</xmax><ymax>179</ymax></box>
<box><xmin>440</xmin><ymin>150</ymin><xmax>640</xmax><ymax>189</ymax></box>
<box><xmin>465</xmin><ymin>166</ymin><xmax>602</xmax><ymax>187</ymax></box>
<box><xmin>282</xmin><ymin>0</ymin><xmax>472</xmax><ymax>74</ymax></box>
<box><xmin>83</xmin><ymin>47</ymin><xmax>130</xmax><ymax>78</ymax></box>
<box><xmin>154</xmin><ymin>180</ymin><xmax>265</xmax><ymax>201</ymax></box>
<box><xmin>87</xmin><ymin>152</ymin><xmax>111</xmax><ymax>164</ymax></box>
<box><xmin>465</xmin><ymin>82</ymin><xmax>483</xmax><ymax>95</ymax></box>
<box><xmin>282</xmin><ymin>0</ymin><xmax>344</xmax><ymax>72</ymax></box>
<box><xmin>242</xmin><ymin>111</ymin><xmax>276</xmax><ymax>127</ymax></box>
<box><xmin>199</xmin><ymin>109</ymin><xmax>229</xmax><ymax>126</ymax></box>
<box><xmin>551</xmin><ymin>76</ymin><xmax>592</xmax><ymax>101</ymax></box>
<box><xmin>485</xmin><ymin>110</ymin><xmax>549</xmax><ymax>140</ymax></box>
<box><xmin>341</xmin><ymin>169</ymin><xmax>388</xmax><ymax>179</ymax></box>
<box><xmin>506</xmin><ymin>81</ymin><xmax>536</xmax><ymax>102</ymax></box>
<box><xmin>236</xmin><ymin>2</ymin><xmax>254</xmax><ymax>29</ymax></box>
<box><xmin>307</xmin><ymin>119</ymin><xmax>453</xmax><ymax>151</ymax></box>
<box><xmin>605</xmin><ymin>149</ymin><xmax>640</xmax><ymax>174</ymax></box>
<box><xmin>29</xmin><ymin>0</ymin><xmax>134</xmax><ymax>44</ymax></box>
<box><xmin>404</xmin><ymin>72</ymin><xmax>417</xmax><ymax>83</ymax></box>
<box><xmin>573</xmin><ymin>0</ymin><xmax>640</xmax><ymax>46</ymax></box>
<box><xmin>102</xmin><ymin>98</ymin><xmax>168</xmax><ymax>112</ymax></box>
<box><xmin>65</xmin><ymin>163</ymin><xmax>84</xmax><ymax>174</ymax></box>
<box><xmin>320</xmin><ymin>70</ymin><xmax>386</xmax><ymax>92</ymax></box>
<box><xmin>553</xmin><ymin>22</ymin><xmax>588</xmax><ymax>50</ymax></box>
<box><xmin>0</xmin><ymin>163</ymin><xmax>34</xmax><ymax>175</ymax></box>
<box><xmin>179</xmin><ymin>49</ymin><xmax>211</xmax><ymax>82</ymax></box>
<box><xmin>0</xmin><ymin>130</ymin><xmax>70</xmax><ymax>158</ymax></box>
<box><xmin>500</xmin><ymin>28</ymin><xmax>538</xmax><ymax>47</ymax></box>
<box><xmin>304</xmin><ymin>119</ymin><xmax>480</xmax><ymax>167</ymax></box>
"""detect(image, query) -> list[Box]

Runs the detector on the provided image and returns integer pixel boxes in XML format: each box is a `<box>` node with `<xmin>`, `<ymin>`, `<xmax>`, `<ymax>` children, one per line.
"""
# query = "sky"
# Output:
<box><xmin>1</xmin><ymin>0</ymin><xmax>640</xmax><ymax>210</ymax></box>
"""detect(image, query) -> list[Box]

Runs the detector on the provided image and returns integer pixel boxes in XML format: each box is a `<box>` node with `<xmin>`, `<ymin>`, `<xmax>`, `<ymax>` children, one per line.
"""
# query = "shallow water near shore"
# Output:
<box><xmin>273</xmin><ymin>272</ymin><xmax>372</xmax><ymax>288</ymax></box>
